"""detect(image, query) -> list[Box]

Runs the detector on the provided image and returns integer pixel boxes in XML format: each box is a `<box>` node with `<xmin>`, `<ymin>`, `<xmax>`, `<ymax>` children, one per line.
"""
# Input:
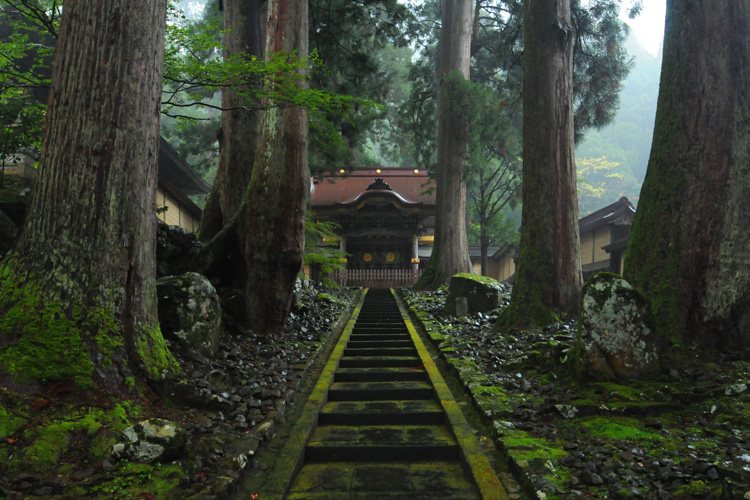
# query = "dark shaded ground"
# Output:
<box><xmin>400</xmin><ymin>285</ymin><xmax>750</xmax><ymax>500</ymax></box>
<box><xmin>3</xmin><ymin>281</ymin><xmax>749</xmax><ymax>500</ymax></box>
<box><xmin>0</xmin><ymin>283</ymin><xmax>357</xmax><ymax>499</ymax></box>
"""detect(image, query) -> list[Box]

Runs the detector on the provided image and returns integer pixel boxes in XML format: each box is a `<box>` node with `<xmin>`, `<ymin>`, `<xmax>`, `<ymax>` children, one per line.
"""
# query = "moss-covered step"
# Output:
<box><xmin>319</xmin><ymin>400</ymin><xmax>445</xmax><ymax>425</ymax></box>
<box><xmin>334</xmin><ymin>366</ymin><xmax>428</xmax><ymax>382</ymax></box>
<box><xmin>344</xmin><ymin>347</ymin><xmax>418</xmax><ymax>357</ymax></box>
<box><xmin>327</xmin><ymin>380</ymin><xmax>434</xmax><ymax>401</ymax></box>
<box><xmin>338</xmin><ymin>356</ymin><xmax>422</xmax><ymax>368</ymax></box>
<box><xmin>287</xmin><ymin>461</ymin><xmax>480</xmax><ymax>500</ymax></box>
<box><xmin>305</xmin><ymin>425</ymin><xmax>459</xmax><ymax>461</ymax></box>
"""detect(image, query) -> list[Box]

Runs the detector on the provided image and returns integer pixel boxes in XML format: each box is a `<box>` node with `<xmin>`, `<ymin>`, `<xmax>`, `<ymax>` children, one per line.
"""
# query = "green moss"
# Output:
<box><xmin>0</xmin><ymin>260</ymin><xmax>130</xmax><ymax>388</ymax></box>
<box><xmin>500</xmin><ymin>430</ymin><xmax>567</xmax><ymax>466</ymax></box>
<box><xmin>0</xmin><ymin>403</ymin><xmax>27</xmax><ymax>439</ymax></box>
<box><xmin>452</xmin><ymin>272</ymin><xmax>502</xmax><ymax>289</ymax></box>
<box><xmin>87</xmin><ymin>462</ymin><xmax>184</xmax><ymax>499</ymax></box>
<box><xmin>0</xmin><ymin>264</ymin><xmax>95</xmax><ymax>388</ymax></box>
<box><xmin>622</xmin><ymin>53</ymin><xmax>687</xmax><ymax>345</ymax></box>
<box><xmin>136</xmin><ymin>324</ymin><xmax>179</xmax><ymax>379</ymax></box>
<box><xmin>673</xmin><ymin>480</ymin><xmax>720</xmax><ymax>497</ymax></box>
<box><xmin>316</xmin><ymin>292</ymin><xmax>345</xmax><ymax>306</ymax></box>
<box><xmin>10</xmin><ymin>403</ymin><xmax>139</xmax><ymax>474</ymax></box>
<box><xmin>21</xmin><ymin>420</ymin><xmax>74</xmax><ymax>470</ymax></box>
<box><xmin>579</xmin><ymin>416</ymin><xmax>660</xmax><ymax>442</ymax></box>
<box><xmin>496</xmin><ymin>229</ymin><xmax>562</xmax><ymax>329</ymax></box>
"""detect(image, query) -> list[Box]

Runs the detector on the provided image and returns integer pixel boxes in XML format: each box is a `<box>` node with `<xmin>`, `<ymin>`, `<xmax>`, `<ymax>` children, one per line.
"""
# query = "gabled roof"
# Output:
<box><xmin>311</xmin><ymin>167</ymin><xmax>436</xmax><ymax>207</ymax></box>
<box><xmin>578</xmin><ymin>196</ymin><xmax>635</xmax><ymax>233</ymax></box>
<box><xmin>159</xmin><ymin>137</ymin><xmax>211</xmax><ymax>196</ymax></box>
<box><xmin>468</xmin><ymin>246</ymin><xmax>501</xmax><ymax>258</ymax></box>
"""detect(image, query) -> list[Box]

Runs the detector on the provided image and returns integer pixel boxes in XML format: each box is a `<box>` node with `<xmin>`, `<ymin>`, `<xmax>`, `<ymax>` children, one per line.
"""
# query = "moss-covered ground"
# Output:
<box><xmin>0</xmin><ymin>283</ymin><xmax>358</xmax><ymax>499</ymax></box>
<box><xmin>400</xmin><ymin>285</ymin><xmax>750</xmax><ymax>500</ymax></box>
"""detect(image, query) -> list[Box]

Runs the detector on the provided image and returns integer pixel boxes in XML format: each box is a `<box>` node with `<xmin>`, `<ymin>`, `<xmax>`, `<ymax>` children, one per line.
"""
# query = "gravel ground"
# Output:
<box><xmin>400</xmin><ymin>285</ymin><xmax>750</xmax><ymax>500</ymax></box>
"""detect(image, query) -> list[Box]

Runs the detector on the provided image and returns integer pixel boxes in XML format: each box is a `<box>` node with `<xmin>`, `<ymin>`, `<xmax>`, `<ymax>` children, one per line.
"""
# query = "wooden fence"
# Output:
<box><xmin>331</xmin><ymin>268</ymin><xmax>422</xmax><ymax>288</ymax></box>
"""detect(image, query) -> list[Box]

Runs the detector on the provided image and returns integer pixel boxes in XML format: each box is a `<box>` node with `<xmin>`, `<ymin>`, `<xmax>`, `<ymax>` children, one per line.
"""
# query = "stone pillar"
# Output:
<box><xmin>340</xmin><ymin>238</ymin><xmax>347</xmax><ymax>268</ymax></box>
<box><xmin>412</xmin><ymin>235</ymin><xmax>419</xmax><ymax>272</ymax></box>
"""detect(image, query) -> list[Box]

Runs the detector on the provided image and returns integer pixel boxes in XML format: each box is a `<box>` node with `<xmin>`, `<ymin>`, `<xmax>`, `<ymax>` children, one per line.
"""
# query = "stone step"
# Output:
<box><xmin>335</xmin><ymin>367</ymin><xmax>427</xmax><ymax>383</ymax></box>
<box><xmin>319</xmin><ymin>400</ymin><xmax>445</xmax><ymax>426</ymax></box>
<box><xmin>344</xmin><ymin>347</ymin><xmax>418</xmax><ymax>357</ymax></box>
<box><xmin>352</xmin><ymin>328</ymin><xmax>409</xmax><ymax>335</ymax></box>
<box><xmin>338</xmin><ymin>356</ymin><xmax>422</xmax><ymax>369</ymax></box>
<box><xmin>347</xmin><ymin>340</ymin><xmax>414</xmax><ymax>348</ymax></box>
<box><xmin>306</xmin><ymin>425</ymin><xmax>458</xmax><ymax>462</ymax></box>
<box><xmin>349</xmin><ymin>333</ymin><xmax>411</xmax><ymax>342</ymax></box>
<box><xmin>327</xmin><ymin>380</ymin><xmax>434</xmax><ymax>401</ymax></box>
<box><xmin>287</xmin><ymin>461</ymin><xmax>479</xmax><ymax>500</ymax></box>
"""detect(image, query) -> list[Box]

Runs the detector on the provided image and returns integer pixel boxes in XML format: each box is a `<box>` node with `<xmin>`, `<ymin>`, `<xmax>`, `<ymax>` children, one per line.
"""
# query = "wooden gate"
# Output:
<box><xmin>331</xmin><ymin>268</ymin><xmax>422</xmax><ymax>288</ymax></box>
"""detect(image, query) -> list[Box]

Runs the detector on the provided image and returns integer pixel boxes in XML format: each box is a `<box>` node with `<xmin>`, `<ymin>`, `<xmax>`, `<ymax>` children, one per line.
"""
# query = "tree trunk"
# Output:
<box><xmin>199</xmin><ymin>0</ymin><xmax>264</xmax><ymax>241</ymax></box>
<box><xmin>0</xmin><ymin>0</ymin><xmax>173</xmax><ymax>392</ymax></box>
<box><xmin>416</xmin><ymin>0</ymin><xmax>474</xmax><ymax>288</ymax></box>
<box><xmin>624</xmin><ymin>0</ymin><xmax>750</xmax><ymax>349</ymax></box>
<box><xmin>239</xmin><ymin>0</ymin><xmax>309</xmax><ymax>335</ymax></box>
<box><xmin>499</xmin><ymin>0</ymin><xmax>581</xmax><ymax>328</ymax></box>
<box><xmin>480</xmin><ymin>220</ymin><xmax>489</xmax><ymax>276</ymax></box>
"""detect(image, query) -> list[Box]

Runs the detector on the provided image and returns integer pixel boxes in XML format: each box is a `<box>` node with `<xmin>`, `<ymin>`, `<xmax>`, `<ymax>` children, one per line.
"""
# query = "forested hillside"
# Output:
<box><xmin>576</xmin><ymin>38</ymin><xmax>662</xmax><ymax>214</ymax></box>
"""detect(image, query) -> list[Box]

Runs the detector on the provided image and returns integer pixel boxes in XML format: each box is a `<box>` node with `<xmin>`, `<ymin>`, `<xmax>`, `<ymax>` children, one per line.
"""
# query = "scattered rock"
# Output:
<box><xmin>157</xmin><ymin>272</ymin><xmax>223</xmax><ymax>357</ymax></box>
<box><xmin>112</xmin><ymin>419</ymin><xmax>188</xmax><ymax>463</ymax></box>
<box><xmin>726</xmin><ymin>383</ymin><xmax>748</xmax><ymax>396</ymax></box>
<box><xmin>578</xmin><ymin>273</ymin><xmax>662</xmax><ymax>380</ymax></box>
<box><xmin>443</xmin><ymin>273</ymin><xmax>504</xmax><ymax>315</ymax></box>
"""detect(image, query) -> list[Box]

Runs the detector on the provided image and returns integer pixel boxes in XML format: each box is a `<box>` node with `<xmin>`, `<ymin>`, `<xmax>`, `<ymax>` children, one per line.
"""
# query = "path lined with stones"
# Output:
<box><xmin>261</xmin><ymin>288</ymin><xmax>507</xmax><ymax>500</ymax></box>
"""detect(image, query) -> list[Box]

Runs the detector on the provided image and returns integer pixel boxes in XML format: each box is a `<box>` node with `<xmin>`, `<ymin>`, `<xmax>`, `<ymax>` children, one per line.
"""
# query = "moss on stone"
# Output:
<box><xmin>316</xmin><ymin>292</ymin><xmax>345</xmax><ymax>306</ymax></box>
<box><xmin>6</xmin><ymin>402</ymin><xmax>140</xmax><ymax>475</ymax></box>
<box><xmin>579</xmin><ymin>416</ymin><xmax>660</xmax><ymax>442</ymax></box>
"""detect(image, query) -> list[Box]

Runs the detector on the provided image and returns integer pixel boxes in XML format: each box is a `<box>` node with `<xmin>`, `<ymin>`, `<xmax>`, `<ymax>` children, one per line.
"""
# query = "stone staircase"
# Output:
<box><xmin>281</xmin><ymin>288</ymin><xmax>505</xmax><ymax>499</ymax></box>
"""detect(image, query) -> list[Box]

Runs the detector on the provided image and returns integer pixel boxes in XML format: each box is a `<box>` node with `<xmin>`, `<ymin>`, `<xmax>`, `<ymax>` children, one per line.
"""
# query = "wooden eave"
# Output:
<box><xmin>578</xmin><ymin>197</ymin><xmax>635</xmax><ymax>233</ymax></box>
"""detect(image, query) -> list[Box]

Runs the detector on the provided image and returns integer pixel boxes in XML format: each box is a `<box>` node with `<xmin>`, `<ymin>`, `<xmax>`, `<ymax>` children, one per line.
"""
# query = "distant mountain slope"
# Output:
<box><xmin>576</xmin><ymin>37</ymin><xmax>662</xmax><ymax>213</ymax></box>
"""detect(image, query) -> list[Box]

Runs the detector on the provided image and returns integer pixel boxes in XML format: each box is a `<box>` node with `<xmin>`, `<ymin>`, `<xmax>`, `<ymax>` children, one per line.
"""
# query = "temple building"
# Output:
<box><xmin>309</xmin><ymin>167</ymin><xmax>436</xmax><ymax>287</ymax></box>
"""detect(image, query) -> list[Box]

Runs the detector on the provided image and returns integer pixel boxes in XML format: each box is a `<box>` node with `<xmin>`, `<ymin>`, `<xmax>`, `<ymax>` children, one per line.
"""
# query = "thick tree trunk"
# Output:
<box><xmin>199</xmin><ymin>0</ymin><xmax>264</xmax><ymax>241</ymax></box>
<box><xmin>0</xmin><ymin>0</ymin><xmax>174</xmax><ymax>391</ymax></box>
<box><xmin>238</xmin><ymin>0</ymin><xmax>309</xmax><ymax>335</ymax></box>
<box><xmin>624</xmin><ymin>0</ymin><xmax>750</xmax><ymax>349</ymax></box>
<box><xmin>417</xmin><ymin>0</ymin><xmax>474</xmax><ymax>288</ymax></box>
<box><xmin>500</xmin><ymin>0</ymin><xmax>581</xmax><ymax>328</ymax></box>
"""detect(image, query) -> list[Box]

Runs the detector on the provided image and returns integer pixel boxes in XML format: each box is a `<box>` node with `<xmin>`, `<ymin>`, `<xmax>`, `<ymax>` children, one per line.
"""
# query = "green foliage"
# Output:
<box><xmin>308</xmin><ymin>0</ymin><xmax>416</xmax><ymax>169</ymax></box>
<box><xmin>304</xmin><ymin>212</ymin><xmax>347</xmax><ymax>276</ymax></box>
<box><xmin>1</xmin><ymin>1</ymin><xmax>375</xmax><ymax>184</ymax></box>
<box><xmin>0</xmin><ymin>1</ymin><xmax>57</xmax><ymax>161</ymax></box>
<box><xmin>577</xmin><ymin>156</ymin><xmax>640</xmax><ymax>215</ymax></box>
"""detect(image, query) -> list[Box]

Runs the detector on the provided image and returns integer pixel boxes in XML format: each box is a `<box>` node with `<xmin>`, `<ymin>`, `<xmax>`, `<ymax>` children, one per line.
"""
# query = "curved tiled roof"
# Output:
<box><xmin>311</xmin><ymin>168</ymin><xmax>436</xmax><ymax>207</ymax></box>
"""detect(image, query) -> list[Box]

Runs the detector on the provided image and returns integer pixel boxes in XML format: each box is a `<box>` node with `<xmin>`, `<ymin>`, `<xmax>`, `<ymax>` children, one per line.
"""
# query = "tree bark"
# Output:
<box><xmin>199</xmin><ymin>0</ymin><xmax>264</xmax><ymax>241</ymax></box>
<box><xmin>416</xmin><ymin>0</ymin><xmax>475</xmax><ymax>288</ymax></box>
<box><xmin>500</xmin><ymin>0</ymin><xmax>581</xmax><ymax>328</ymax></box>
<box><xmin>624</xmin><ymin>0</ymin><xmax>750</xmax><ymax>349</ymax></box>
<box><xmin>0</xmin><ymin>0</ymin><xmax>173</xmax><ymax>391</ymax></box>
<box><xmin>239</xmin><ymin>0</ymin><xmax>309</xmax><ymax>335</ymax></box>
